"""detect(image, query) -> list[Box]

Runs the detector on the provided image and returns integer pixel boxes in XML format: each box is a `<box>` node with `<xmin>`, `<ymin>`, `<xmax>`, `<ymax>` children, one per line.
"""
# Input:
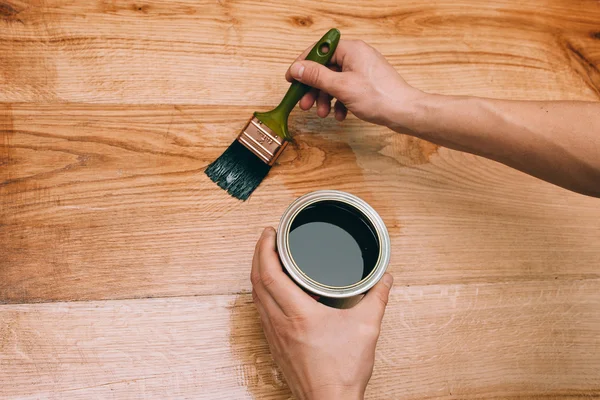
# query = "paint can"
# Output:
<box><xmin>277</xmin><ymin>190</ymin><xmax>391</xmax><ymax>309</ymax></box>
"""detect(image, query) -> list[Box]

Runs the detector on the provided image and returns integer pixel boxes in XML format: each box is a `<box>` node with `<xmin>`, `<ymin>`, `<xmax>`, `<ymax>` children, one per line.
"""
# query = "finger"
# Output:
<box><xmin>257</xmin><ymin>227</ymin><xmax>315</xmax><ymax>316</ymax></box>
<box><xmin>315</xmin><ymin>64</ymin><xmax>339</xmax><ymax>117</ymax></box>
<box><xmin>286</xmin><ymin>42</ymin><xmax>317</xmax><ymax>82</ymax></box>
<box><xmin>299</xmin><ymin>88</ymin><xmax>318</xmax><ymax>110</ymax></box>
<box><xmin>252</xmin><ymin>231</ymin><xmax>285</xmax><ymax>318</ymax></box>
<box><xmin>253</xmin><ymin>278</ymin><xmax>285</xmax><ymax>319</ymax></box>
<box><xmin>286</xmin><ymin>39</ymin><xmax>356</xmax><ymax>80</ymax></box>
<box><xmin>288</xmin><ymin>61</ymin><xmax>344</xmax><ymax>95</ymax></box>
<box><xmin>297</xmin><ymin>64</ymin><xmax>336</xmax><ymax>111</ymax></box>
<box><xmin>252</xmin><ymin>289</ymin><xmax>271</xmax><ymax>326</ymax></box>
<box><xmin>286</xmin><ymin>38</ymin><xmax>359</xmax><ymax>83</ymax></box>
<box><xmin>354</xmin><ymin>273</ymin><xmax>394</xmax><ymax>324</ymax></box>
<box><xmin>316</xmin><ymin>90</ymin><xmax>332</xmax><ymax>118</ymax></box>
<box><xmin>334</xmin><ymin>100</ymin><xmax>348</xmax><ymax>121</ymax></box>
<box><xmin>253</xmin><ymin>289</ymin><xmax>275</xmax><ymax>337</ymax></box>
<box><xmin>329</xmin><ymin>39</ymin><xmax>363</xmax><ymax>67</ymax></box>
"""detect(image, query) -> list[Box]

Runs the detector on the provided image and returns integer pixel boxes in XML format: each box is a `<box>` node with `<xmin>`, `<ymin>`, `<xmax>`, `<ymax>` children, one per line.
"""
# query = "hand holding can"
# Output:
<box><xmin>251</xmin><ymin>226</ymin><xmax>394</xmax><ymax>400</ymax></box>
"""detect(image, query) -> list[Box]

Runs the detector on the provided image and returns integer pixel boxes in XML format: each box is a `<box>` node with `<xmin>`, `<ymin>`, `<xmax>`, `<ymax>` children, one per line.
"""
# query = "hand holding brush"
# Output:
<box><xmin>205</xmin><ymin>29</ymin><xmax>341</xmax><ymax>201</ymax></box>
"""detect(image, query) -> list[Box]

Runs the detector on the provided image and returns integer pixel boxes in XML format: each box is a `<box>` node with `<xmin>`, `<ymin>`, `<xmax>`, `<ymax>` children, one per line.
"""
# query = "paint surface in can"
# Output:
<box><xmin>288</xmin><ymin>200</ymin><xmax>380</xmax><ymax>287</ymax></box>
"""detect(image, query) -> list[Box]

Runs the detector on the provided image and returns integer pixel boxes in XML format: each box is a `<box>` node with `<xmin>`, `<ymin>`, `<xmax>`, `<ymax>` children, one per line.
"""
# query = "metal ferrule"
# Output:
<box><xmin>237</xmin><ymin>117</ymin><xmax>288</xmax><ymax>166</ymax></box>
<box><xmin>277</xmin><ymin>190</ymin><xmax>391</xmax><ymax>307</ymax></box>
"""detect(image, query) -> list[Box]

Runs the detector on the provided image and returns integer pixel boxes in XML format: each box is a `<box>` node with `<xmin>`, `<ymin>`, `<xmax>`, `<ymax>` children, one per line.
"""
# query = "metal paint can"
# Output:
<box><xmin>277</xmin><ymin>190</ymin><xmax>391</xmax><ymax>309</ymax></box>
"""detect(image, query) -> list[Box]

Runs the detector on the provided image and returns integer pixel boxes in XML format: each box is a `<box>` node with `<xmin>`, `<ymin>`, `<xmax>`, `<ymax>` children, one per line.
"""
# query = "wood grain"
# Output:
<box><xmin>0</xmin><ymin>0</ymin><xmax>599</xmax><ymax>104</ymax></box>
<box><xmin>1</xmin><ymin>105</ymin><xmax>600</xmax><ymax>303</ymax></box>
<box><xmin>1</xmin><ymin>280</ymin><xmax>599</xmax><ymax>399</ymax></box>
<box><xmin>1</xmin><ymin>0</ymin><xmax>600</xmax><ymax>398</ymax></box>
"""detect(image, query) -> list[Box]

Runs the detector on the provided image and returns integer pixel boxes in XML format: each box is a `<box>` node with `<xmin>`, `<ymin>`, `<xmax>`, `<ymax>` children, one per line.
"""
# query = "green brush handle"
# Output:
<box><xmin>255</xmin><ymin>28</ymin><xmax>341</xmax><ymax>141</ymax></box>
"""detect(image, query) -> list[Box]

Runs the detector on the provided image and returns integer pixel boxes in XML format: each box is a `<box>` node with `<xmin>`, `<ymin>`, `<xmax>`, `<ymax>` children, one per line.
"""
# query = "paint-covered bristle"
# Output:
<box><xmin>205</xmin><ymin>140</ymin><xmax>271</xmax><ymax>201</ymax></box>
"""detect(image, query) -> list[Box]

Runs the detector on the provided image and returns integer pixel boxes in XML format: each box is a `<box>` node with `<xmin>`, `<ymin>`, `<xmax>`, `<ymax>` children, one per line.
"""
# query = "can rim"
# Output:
<box><xmin>277</xmin><ymin>190</ymin><xmax>391</xmax><ymax>299</ymax></box>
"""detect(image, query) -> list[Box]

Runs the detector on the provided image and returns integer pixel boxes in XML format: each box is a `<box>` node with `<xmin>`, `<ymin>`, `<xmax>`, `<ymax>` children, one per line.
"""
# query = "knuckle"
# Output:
<box><xmin>261</xmin><ymin>271</ymin><xmax>277</xmax><ymax>289</ymax></box>
<box><xmin>271</xmin><ymin>317</ymin><xmax>287</xmax><ymax>334</ymax></box>
<box><xmin>289</xmin><ymin>314</ymin><xmax>309</xmax><ymax>329</ymax></box>
<box><xmin>290</xmin><ymin>315</ymin><xmax>318</xmax><ymax>338</ymax></box>
<box><xmin>250</xmin><ymin>271</ymin><xmax>260</xmax><ymax>286</ymax></box>
<box><xmin>354</xmin><ymin>39</ymin><xmax>367</xmax><ymax>48</ymax></box>
<box><xmin>277</xmin><ymin>326</ymin><xmax>292</xmax><ymax>341</ymax></box>
<box><xmin>306</xmin><ymin>65</ymin><xmax>321</xmax><ymax>85</ymax></box>
<box><xmin>279</xmin><ymin>317</ymin><xmax>307</xmax><ymax>341</ymax></box>
<box><xmin>360</xmin><ymin>322</ymin><xmax>381</xmax><ymax>339</ymax></box>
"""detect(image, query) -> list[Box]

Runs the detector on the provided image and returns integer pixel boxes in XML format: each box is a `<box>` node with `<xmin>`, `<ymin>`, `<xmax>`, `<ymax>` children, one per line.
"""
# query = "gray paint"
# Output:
<box><xmin>289</xmin><ymin>221</ymin><xmax>365</xmax><ymax>287</ymax></box>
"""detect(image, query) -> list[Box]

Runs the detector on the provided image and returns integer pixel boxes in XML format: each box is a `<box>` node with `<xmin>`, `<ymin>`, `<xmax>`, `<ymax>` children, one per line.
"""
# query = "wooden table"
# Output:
<box><xmin>1</xmin><ymin>0</ymin><xmax>600</xmax><ymax>398</ymax></box>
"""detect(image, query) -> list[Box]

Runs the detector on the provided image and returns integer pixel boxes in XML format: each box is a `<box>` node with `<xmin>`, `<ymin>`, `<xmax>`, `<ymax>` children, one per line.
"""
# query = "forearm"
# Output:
<box><xmin>392</xmin><ymin>94</ymin><xmax>600</xmax><ymax>197</ymax></box>
<box><xmin>302</xmin><ymin>386</ymin><xmax>364</xmax><ymax>400</ymax></box>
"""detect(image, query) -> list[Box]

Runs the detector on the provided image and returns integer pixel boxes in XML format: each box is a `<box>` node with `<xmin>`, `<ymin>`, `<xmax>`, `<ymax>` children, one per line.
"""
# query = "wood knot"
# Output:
<box><xmin>290</xmin><ymin>16</ymin><xmax>313</xmax><ymax>28</ymax></box>
<box><xmin>132</xmin><ymin>3</ymin><xmax>150</xmax><ymax>13</ymax></box>
<box><xmin>591</xmin><ymin>31</ymin><xmax>600</xmax><ymax>40</ymax></box>
<box><xmin>0</xmin><ymin>1</ymin><xmax>22</xmax><ymax>21</ymax></box>
<box><xmin>0</xmin><ymin>2</ymin><xmax>17</xmax><ymax>17</ymax></box>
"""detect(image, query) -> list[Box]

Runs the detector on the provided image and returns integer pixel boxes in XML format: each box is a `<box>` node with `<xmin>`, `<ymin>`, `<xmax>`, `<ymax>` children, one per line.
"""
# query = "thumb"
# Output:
<box><xmin>355</xmin><ymin>273</ymin><xmax>393</xmax><ymax>323</ymax></box>
<box><xmin>289</xmin><ymin>61</ymin><xmax>342</xmax><ymax>94</ymax></box>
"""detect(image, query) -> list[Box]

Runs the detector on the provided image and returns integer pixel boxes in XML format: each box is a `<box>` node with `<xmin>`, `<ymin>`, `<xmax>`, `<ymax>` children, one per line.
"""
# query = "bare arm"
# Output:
<box><xmin>286</xmin><ymin>39</ymin><xmax>600</xmax><ymax>197</ymax></box>
<box><xmin>261</xmin><ymin>39</ymin><xmax>599</xmax><ymax>399</ymax></box>
<box><xmin>401</xmin><ymin>96</ymin><xmax>600</xmax><ymax>197</ymax></box>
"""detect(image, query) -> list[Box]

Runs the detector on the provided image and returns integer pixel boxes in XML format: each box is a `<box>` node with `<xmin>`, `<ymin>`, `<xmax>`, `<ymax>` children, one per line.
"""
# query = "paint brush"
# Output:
<box><xmin>205</xmin><ymin>29</ymin><xmax>341</xmax><ymax>200</ymax></box>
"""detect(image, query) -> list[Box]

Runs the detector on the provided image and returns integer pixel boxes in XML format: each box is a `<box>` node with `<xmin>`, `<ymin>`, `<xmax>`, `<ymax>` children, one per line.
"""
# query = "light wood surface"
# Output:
<box><xmin>2</xmin><ymin>282</ymin><xmax>600</xmax><ymax>399</ymax></box>
<box><xmin>1</xmin><ymin>0</ymin><xmax>599</xmax><ymax>398</ymax></box>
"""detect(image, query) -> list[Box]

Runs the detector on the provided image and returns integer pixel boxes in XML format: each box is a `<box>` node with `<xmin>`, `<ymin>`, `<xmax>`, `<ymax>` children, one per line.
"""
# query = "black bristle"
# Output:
<box><xmin>205</xmin><ymin>140</ymin><xmax>271</xmax><ymax>201</ymax></box>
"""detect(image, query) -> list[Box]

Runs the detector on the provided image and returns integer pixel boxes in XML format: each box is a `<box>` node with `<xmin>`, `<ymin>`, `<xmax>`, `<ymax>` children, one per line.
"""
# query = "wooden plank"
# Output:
<box><xmin>1</xmin><ymin>280</ymin><xmax>599</xmax><ymax>399</ymax></box>
<box><xmin>0</xmin><ymin>0</ymin><xmax>599</xmax><ymax>104</ymax></box>
<box><xmin>2</xmin><ymin>0</ymin><xmax>600</xmax><ymax>397</ymax></box>
<box><xmin>1</xmin><ymin>104</ymin><xmax>599</xmax><ymax>303</ymax></box>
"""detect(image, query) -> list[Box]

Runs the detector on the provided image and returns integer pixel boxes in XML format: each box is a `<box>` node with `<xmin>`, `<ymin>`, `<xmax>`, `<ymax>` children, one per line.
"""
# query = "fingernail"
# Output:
<box><xmin>262</xmin><ymin>227</ymin><xmax>275</xmax><ymax>237</ymax></box>
<box><xmin>290</xmin><ymin>63</ymin><xmax>305</xmax><ymax>80</ymax></box>
<box><xmin>382</xmin><ymin>274</ymin><xmax>394</xmax><ymax>289</ymax></box>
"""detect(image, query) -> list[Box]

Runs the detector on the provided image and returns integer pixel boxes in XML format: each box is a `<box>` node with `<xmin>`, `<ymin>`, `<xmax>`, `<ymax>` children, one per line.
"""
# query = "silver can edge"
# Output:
<box><xmin>276</xmin><ymin>190</ymin><xmax>391</xmax><ymax>299</ymax></box>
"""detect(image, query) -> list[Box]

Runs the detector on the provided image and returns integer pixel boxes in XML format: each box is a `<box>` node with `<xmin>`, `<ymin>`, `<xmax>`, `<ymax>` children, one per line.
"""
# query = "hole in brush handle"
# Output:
<box><xmin>318</xmin><ymin>42</ymin><xmax>330</xmax><ymax>56</ymax></box>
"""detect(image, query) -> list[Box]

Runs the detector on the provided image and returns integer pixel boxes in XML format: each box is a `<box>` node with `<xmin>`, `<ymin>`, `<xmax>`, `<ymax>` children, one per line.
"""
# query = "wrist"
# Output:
<box><xmin>386</xmin><ymin>90</ymin><xmax>441</xmax><ymax>137</ymax></box>
<box><xmin>304</xmin><ymin>385</ymin><xmax>364</xmax><ymax>400</ymax></box>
